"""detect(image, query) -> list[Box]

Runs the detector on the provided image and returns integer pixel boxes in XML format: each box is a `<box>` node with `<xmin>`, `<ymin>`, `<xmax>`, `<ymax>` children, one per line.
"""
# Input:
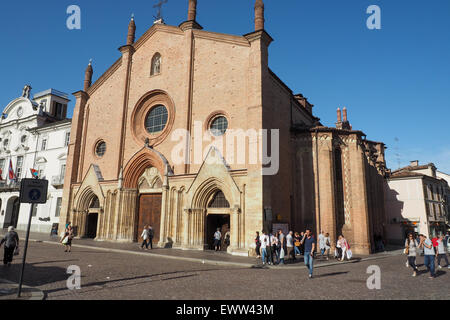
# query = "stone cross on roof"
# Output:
<box><xmin>153</xmin><ymin>0</ymin><xmax>168</xmax><ymax>22</ymax></box>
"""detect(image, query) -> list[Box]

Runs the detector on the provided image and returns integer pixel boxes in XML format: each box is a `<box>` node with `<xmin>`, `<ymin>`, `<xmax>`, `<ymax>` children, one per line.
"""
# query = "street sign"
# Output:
<box><xmin>19</xmin><ymin>179</ymin><xmax>48</xmax><ymax>204</ymax></box>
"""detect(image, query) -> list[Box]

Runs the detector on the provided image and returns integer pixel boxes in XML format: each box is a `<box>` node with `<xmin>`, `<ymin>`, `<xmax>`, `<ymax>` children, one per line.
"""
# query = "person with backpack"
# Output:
<box><xmin>405</xmin><ymin>233</ymin><xmax>419</xmax><ymax>277</ymax></box>
<box><xmin>0</xmin><ymin>226</ymin><xmax>19</xmax><ymax>266</ymax></box>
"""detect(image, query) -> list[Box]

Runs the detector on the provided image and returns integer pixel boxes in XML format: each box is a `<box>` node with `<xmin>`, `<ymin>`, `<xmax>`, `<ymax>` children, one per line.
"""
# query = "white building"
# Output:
<box><xmin>385</xmin><ymin>161</ymin><xmax>449</xmax><ymax>245</ymax></box>
<box><xmin>0</xmin><ymin>85</ymin><xmax>71</xmax><ymax>234</ymax></box>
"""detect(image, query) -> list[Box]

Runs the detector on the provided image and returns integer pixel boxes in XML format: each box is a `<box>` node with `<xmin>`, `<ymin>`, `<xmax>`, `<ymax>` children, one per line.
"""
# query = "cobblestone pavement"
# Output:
<box><xmin>0</xmin><ymin>241</ymin><xmax>449</xmax><ymax>300</ymax></box>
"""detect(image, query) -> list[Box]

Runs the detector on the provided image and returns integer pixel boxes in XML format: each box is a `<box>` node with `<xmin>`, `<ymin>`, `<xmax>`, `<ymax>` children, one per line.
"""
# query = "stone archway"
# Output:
<box><xmin>73</xmin><ymin>187</ymin><xmax>101</xmax><ymax>238</ymax></box>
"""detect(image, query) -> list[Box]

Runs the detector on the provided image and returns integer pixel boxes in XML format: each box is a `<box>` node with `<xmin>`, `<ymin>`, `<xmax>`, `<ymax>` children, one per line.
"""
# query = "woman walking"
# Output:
<box><xmin>405</xmin><ymin>233</ymin><xmax>419</xmax><ymax>276</ymax></box>
<box><xmin>255</xmin><ymin>232</ymin><xmax>261</xmax><ymax>258</ymax></box>
<box><xmin>61</xmin><ymin>226</ymin><xmax>74</xmax><ymax>252</ymax></box>
<box><xmin>0</xmin><ymin>226</ymin><xmax>19</xmax><ymax>266</ymax></box>
<box><xmin>294</xmin><ymin>232</ymin><xmax>302</xmax><ymax>256</ymax></box>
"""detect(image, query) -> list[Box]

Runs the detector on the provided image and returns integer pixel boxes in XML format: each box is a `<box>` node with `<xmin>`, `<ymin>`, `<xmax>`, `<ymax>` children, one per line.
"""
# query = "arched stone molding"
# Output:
<box><xmin>123</xmin><ymin>147</ymin><xmax>172</xmax><ymax>189</ymax></box>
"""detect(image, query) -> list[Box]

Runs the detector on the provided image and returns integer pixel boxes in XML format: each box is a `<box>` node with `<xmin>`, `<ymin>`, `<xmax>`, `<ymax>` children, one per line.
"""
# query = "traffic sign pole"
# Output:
<box><xmin>17</xmin><ymin>203</ymin><xmax>35</xmax><ymax>298</ymax></box>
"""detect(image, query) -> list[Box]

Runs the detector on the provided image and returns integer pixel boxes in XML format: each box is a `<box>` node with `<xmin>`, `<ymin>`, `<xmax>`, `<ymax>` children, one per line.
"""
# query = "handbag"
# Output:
<box><xmin>14</xmin><ymin>247</ymin><xmax>20</xmax><ymax>256</ymax></box>
<box><xmin>62</xmin><ymin>236</ymin><xmax>69</xmax><ymax>245</ymax></box>
<box><xmin>404</xmin><ymin>247</ymin><xmax>409</xmax><ymax>255</ymax></box>
<box><xmin>346</xmin><ymin>249</ymin><xmax>352</xmax><ymax>260</ymax></box>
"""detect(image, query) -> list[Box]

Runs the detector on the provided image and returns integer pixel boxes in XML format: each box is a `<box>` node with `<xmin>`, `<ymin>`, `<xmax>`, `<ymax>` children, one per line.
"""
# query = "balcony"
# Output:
<box><xmin>0</xmin><ymin>180</ymin><xmax>21</xmax><ymax>192</ymax></box>
<box><xmin>51</xmin><ymin>175</ymin><xmax>64</xmax><ymax>188</ymax></box>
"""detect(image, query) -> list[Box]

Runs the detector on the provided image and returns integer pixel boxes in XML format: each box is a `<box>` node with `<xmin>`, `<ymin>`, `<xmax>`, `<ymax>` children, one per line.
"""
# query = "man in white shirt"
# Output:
<box><xmin>260</xmin><ymin>231</ymin><xmax>268</xmax><ymax>265</ymax></box>
<box><xmin>214</xmin><ymin>228</ymin><xmax>222</xmax><ymax>252</ymax></box>
<box><xmin>318</xmin><ymin>231</ymin><xmax>326</xmax><ymax>257</ymax></box>
<box><xmin>437</xmin><ymin>234</ymin><xmax>450</xmax><ymax>269</ymax></box>
<box><xmin>286</xmin><ymin>231</ymin><xmax>295</xmax><ymax>262</ymax></box>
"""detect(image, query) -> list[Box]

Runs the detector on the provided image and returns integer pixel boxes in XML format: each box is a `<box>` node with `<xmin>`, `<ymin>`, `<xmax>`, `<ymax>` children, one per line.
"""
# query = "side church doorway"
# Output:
<box><xmin>86</xmin><ymin>196</ymin><xmax>100</xmax><ymax>239</ymax></box>
<box><xmin>136</xmin><ymin>193</ymin><xmax>162</xmax><ymax>245</ymax></box>
<box><xmin>205</xmin><ymin>191</ymin><xmax>231</xmax><ymax>251</ymax></box>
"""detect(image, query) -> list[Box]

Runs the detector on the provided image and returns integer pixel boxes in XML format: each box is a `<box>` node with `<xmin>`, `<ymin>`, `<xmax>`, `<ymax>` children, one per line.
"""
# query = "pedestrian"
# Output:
<box><xmin>339</xmin><ymin>235</ymin><xmax>351</xmax><ymax>261</ymax></box>
<box><xmin>405</xmin><ymin>233</ymin><xmax>419</xmax><ymax>277</ymax></box>
<box><xmin>294</xmin><ymin>232</ymin><xmax>302</xmax><ymax>256</ymax></box>
<box><xmin>266</xmin><ymin>231</ymin><xmax>273</xmax><ymax>265</ymax></box>
<box><xmin>0</xmin><ymin>226</ymin><xmax>19</xmax><ymax>266</ymax></box>
<box><xmin>419</xmin><ymin>234</ymin><xmax>436</xmax><ymax>279</ymax></box>
<box><xmin>50</xmin><ymin>225</ymin><xmax>58</xmax><ymax>240</ymax></box>
<box><xmin>324</xmin><ymin>233</ymin><xmax>331</xmax><ymax>260</ymax></box>
<box><xmin>224</xmin><ymin>230</ymin><xmax>231</xmax><ymax>249</ymax></box>
<box><xmin>286</xmin><ymin>231</ymin><xmax>296</xmax><ymax>262</ymax></box>
<box><xmin>213</xmin><ymin>228</ymin><xmax>222</xmax><ymax>252</ymax></box>
<box><xmin>61</xmin><ymin>226</ymin><xmax>74</xmax><ymax>253</ymax></box>
<box><xmin>271</xmin><ymin>232</ymin><xmax>279</xmax><ymax>265</ymax></box>
<box><xmin>299</xmin><ymin>232</ymin><xmax>305</xmax><ymax>255</ymax></box>
<box><xmin>278</xmin><ymin>229</ymin><xmax>286</xmax><ymax>265</ymax></box>
<box><xmin>260</xmin><ymin>231</ymin><xmax>268</xmax><ymax>265</ymax></box>
<box><xmin>148</xmin><ymin>226</ymin><xmax>154</xmax><ymax>249</ymax></box>
<box><xmin>318</xmin><ymin>231</ymin><xmax>326</xmax><ymax>258</ymax></box>
<box><xmin>445</xmin><ymin>232</ymin><xmax>450</xmax><ymax>250</ymax></box>
<box><xmin>301</xmin><ymin>229</ymin><xmax>316</xmax><ymax>279</ymax></box>
<box><xmin>140</xmin><ymin>225</ymin><xmax>150</xmax><ymax>250</ymax></box>
<box><xmin>436</xmin><ymin>234</ymin><xmax>450</xmax><ymax>269</ymax></box>
<box><xmin>255</xmin><ymin>231</ymin><xmax>261</xmax><ymax>258</ymax></box>
<box><xmin>335</xmin><ymin>237</ymin><xmax>342</xmax><ymax>260</ymax></box>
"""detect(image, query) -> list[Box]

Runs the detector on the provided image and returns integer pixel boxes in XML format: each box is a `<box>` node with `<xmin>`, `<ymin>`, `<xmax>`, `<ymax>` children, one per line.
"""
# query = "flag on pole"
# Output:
<box><xmin>30</xmin><ymin>168</ymin><xmax>39</xmax><ymax>178</ymax></box>
<box><xmin>8</xmin><ymin>159</ymin><xmax>16</xmax><ymax>181</ymax></box>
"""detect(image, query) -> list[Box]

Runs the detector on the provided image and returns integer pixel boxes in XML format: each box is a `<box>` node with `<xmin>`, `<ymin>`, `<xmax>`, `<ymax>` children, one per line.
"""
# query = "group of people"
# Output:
<box><xmin>254</xmin><ymin>229</ymin><xmax>352</xmax><ymax>279</ymax></box>
<box><xmin>140</xmin><ymin>225</ymin><xmax>155</xmax><ymax>250</ymax></box>
<box><xmin>213</xmin><ymin>228</ymin><xmax>231</xmax><ymax>252</ymax></box>
<box><xmin>405</xmin><ymin>232</ymin><xmax>450</xmax><ymax>278</ymax></box>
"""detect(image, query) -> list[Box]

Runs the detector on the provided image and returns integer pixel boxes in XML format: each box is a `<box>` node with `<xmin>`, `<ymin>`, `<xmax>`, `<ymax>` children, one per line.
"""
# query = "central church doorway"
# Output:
<box><xmin>206</xmin><ymin>214</ymin><xmax>230</xmax><ymax>251</ymax></box>
<box><xmin>136</xmin><ymin>193</ymin><xmax>162</xmax><ymax>245</ymax></box>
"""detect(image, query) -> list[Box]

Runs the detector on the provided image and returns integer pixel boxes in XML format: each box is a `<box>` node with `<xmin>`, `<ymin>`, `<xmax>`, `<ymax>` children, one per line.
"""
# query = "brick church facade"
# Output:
<box><xmin>59</xmin><ymin>0</ymin><xmax>388</xmax><ymax>255</ymax></box>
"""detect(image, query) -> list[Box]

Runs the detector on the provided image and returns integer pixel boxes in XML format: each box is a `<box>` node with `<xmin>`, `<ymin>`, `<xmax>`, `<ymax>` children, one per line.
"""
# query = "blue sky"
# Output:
<box><xmin>0</xmin><ymin>0</ymin><xmax>449</xmax><ymax>172</ymax></box>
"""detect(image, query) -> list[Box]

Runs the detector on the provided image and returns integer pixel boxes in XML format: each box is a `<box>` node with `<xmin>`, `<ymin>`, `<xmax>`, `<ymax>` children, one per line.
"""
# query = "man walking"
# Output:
<box><xmin>286</xmin><ymin>231</ymin><xmax>296</xmax><ymax>262</ymax></box>
<box><xmin>301</xmin><ymin>229</ymin><xmax>316</xmax><ymax>279</ymax></box>
<box><xmin>318</xmin><ymin>231</ymin><xmax>326</xmax><ymax>258</ymax></box>
<box><xmin>260</xmin><ymin>230</ymin><xmax>268</xmax><ymax>265</ymax></box>
<box><xmin>436</xmin><ymin>234</ymin><xmax>450</xmax><ymax>269</ymax></box>
<box><xmin>419</xmin><ymin>234</ymin><xmax>436</xmax><ymax>279</ymax></box>
<box><xmin>214</xmin><ymin>228</ymin><xmax>222</xmax><ymax>252</ymax></box>
<box><xmin>140</xmin><ymin>225</ymin><xmax>150</xmax><ymax>250</ymax></box>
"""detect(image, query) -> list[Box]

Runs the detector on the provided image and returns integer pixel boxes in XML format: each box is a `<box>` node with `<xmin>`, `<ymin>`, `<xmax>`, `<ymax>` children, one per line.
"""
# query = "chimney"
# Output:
<box><xmin>127</xmin><ymin>14</ymin><xmax>136</xmax><ymax>45</ymax></box>
<box><xmin>254</xmin><ymin>0</ymin><xmax>265</xmax><ymax>31</ymax></box>
<box><xmin>410</xmin><ymin>160</ymin><xmax>419</xmax><ymax>167</ymax></box>
<box><xmin>336</xmin><ymin>108</ymin><xmax>343</xmax><ymax>129</ymax></box>
<box><xmin>83</xmin><ymin>59</ymin><xmax>93</xmax><ymax>92</ymax></box>
<box><xmin>188</xmin><ymin>0</ymin><xmax>197</xmax><ymax>21</ymax></box>
<box><xmin>341</xmin><ymin>107</ymin><xmax>351</xmax><ymax>130</ymax></box>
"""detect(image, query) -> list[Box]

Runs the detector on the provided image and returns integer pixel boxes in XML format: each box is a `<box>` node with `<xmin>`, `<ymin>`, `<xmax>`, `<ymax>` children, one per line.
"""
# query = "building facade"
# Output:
<box><xmin>385</xmin><ymin>161</ymin><xmax>449</xmax><ymax>244</ymax></box>
<box><xmin>0</xmin><ymin>86</ymin><xmax>71</xmax><ymax>233</ymax></box>
<box><xmin>60</xmin><ymin>0</ymin><xmax>387</xmax><ymax>255</ymax></box>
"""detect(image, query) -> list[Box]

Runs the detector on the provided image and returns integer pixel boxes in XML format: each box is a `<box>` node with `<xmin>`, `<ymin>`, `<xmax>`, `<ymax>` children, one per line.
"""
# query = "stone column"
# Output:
<box><xmin>158</xmin><ymin>182</ymin><xmax>170</xmax><ymax>247</ymax></box>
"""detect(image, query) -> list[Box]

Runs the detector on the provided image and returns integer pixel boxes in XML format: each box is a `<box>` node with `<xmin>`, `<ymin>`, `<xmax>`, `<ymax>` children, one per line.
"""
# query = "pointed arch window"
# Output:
<box><xmin>90</xmin><ymin>196</ymin><xmax>100</xmax><ymax>209</ymax></box>
<box><xmin>208</xmin><ymin>191</ymin><xmax>230</xmax><ymax>208</ymax></box>
<box><xmin>151</xmin><ymin>53</ymin><xmax>162</xmax><ymax>76</ymax></box>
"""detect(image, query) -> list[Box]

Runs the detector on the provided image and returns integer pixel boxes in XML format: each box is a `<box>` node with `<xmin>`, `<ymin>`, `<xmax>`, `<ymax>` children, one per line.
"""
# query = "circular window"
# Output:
<box><xmin>95</xmin><ymin>141</ymin><xmax>107</xmax><ymax>157</ymax></box>
<box><xmin>210</xmin><ymin>116</ymin><xmax>228</xmax><ymax>136</ymax></box>
<box><xmin>145</xmin><ymin>105</ymin><xmax>168</xmax><ymax>135</ymax></box>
